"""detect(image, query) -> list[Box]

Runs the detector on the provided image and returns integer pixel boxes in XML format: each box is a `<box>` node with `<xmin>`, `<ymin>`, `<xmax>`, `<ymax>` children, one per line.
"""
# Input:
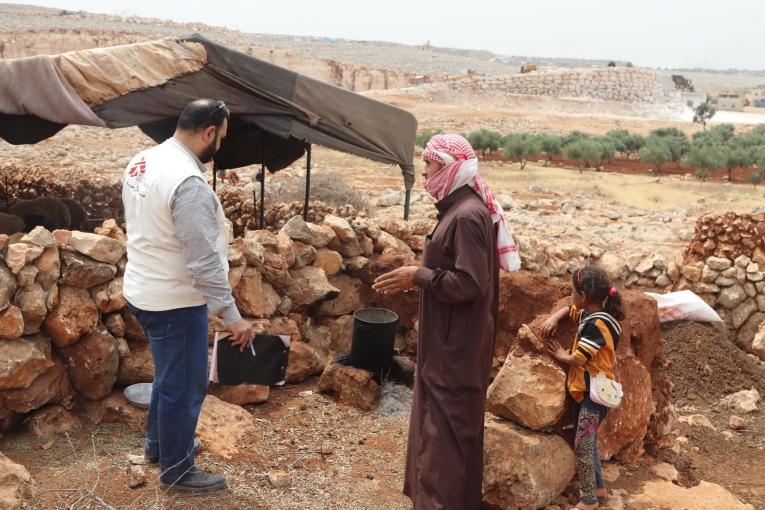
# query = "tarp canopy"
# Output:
<box><xmin>0</xmin><ymin>34</ymin><xmax>417</xmax><ymax>188</ymax></box>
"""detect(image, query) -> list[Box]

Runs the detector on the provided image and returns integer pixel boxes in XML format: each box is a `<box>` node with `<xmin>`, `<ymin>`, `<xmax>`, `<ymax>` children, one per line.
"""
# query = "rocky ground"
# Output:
<box><xmin>2</xmin><ymin>321</ymin><xmax>763</xmax><ymax>510</ymax></box>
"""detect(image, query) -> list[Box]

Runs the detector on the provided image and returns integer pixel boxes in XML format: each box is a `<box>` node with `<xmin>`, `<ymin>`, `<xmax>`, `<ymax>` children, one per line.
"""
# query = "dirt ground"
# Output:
<box><xmin>4</xmin><ymin>320</ymin><xmax>764</xmax><ymax>509</ymax></box>
<box><xmin>658</xmin><ymin>322</ymin><xmax>765</xmax><ymax>509</ymax></box>
<box><xmin>1</xmin><ymin>382</ymin><xmax>414</xmax><ymax>510</ymax></box>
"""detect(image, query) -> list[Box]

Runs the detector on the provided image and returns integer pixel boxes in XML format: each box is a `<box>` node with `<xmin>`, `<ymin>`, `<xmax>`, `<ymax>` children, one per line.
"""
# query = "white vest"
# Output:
<box><xmin>122</xmin><ymin>138</ymin><xmax>228</xmax><ymax>311</ymax></box>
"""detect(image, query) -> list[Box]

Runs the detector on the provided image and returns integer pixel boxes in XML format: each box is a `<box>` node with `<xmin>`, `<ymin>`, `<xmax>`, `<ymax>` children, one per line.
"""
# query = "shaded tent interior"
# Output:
<box><xmin>0</xmin><ymin>33</ymin><xmax>418</xmax><ymax>223</ymax></box>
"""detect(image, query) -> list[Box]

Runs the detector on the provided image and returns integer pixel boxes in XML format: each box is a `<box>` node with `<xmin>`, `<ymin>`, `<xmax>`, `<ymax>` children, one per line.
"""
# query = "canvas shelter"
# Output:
<box><xmin>0</xmin><ymin>34</ymin><xmax>418</xmax><ymax>220</ymax></box>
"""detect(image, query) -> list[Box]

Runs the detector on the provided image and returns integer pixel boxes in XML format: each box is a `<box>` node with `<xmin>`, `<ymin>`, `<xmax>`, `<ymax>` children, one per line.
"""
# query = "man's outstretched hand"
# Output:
<box><xmin>229</xmin><ymin>318</ymin><xmax>254</xmax><ymax>352</ymax></box>
<box><xmin>372</xmin><ymin>266</ymin><xmax>419</xmax><ymax>295</ymax></box>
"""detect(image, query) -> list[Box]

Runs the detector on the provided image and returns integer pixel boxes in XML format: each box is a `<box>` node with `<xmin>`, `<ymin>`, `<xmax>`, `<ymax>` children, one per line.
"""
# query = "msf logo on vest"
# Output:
<box><xmin>126</xmin><ymin>156</ymin><xmax>149</xmax><ymax>198</ymax></box>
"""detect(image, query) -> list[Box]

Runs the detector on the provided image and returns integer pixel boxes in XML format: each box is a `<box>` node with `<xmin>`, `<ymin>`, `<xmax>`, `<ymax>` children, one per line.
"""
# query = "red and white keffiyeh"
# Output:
<box><xmin>423</xmin><ymin>134</ymin><xmax>521</xmax><ymax>272</ymax></box>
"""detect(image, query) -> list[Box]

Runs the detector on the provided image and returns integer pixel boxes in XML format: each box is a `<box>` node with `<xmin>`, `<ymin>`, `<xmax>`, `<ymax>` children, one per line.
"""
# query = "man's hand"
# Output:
<box><xmin>372</xmin><ymin>266</ymin><xmax>419</xmax><ymax>295</ymax></box>
<box><xmin>229</xmin><ymin>318</ymin><xmax>254</xmax><ymax>352</ymax></box>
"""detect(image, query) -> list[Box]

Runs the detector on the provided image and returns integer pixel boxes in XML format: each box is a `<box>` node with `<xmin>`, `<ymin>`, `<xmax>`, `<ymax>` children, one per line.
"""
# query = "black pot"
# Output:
<box><xmin>350</xmin><ymin>308</ymin><xmax>398</xmax><ymax>373</ymax></box>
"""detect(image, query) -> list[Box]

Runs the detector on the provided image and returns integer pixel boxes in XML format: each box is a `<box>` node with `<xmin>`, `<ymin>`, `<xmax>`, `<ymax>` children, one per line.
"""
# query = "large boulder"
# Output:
<box><xmin>599</xmin><ymin>355</ymin><xmax>654</xmax><ymax>461</ymax></box>
<box><xmin>249</xmin><ymin>317</ymin><xmax>302</xmax><ymax>344</ymax></box>
<box><xmin>233</xmin><ymin>267</ymin><xmax>280</xmax><ymax>318</ymax></box>
<box><xmin>0</xmin><ymin>452</ymin><xmax>34</xmax><ymax>510</ymax></box>
<box><xmin>752</xmin><ymin>321</ymin><xmax>765</xmax><ymax>361</ymax></box>
<box><xmin>5</xmin><ymin>243</ymin><xmax>43</xmax><ymax>274</ymax></box>
<box><xmin>0</xmin><ymin>336</ymin><xmax>54</xmax><ymax>390</ymax></box>
<box><xmin>60</xmin><ymin>250</ymin><xmax>117</xmax><ymax>288</ymax></box>
<box><xmin>719</xmin><ymin>389</ymin><xmax>760</xmax><ymax>414</ymax></box>
<box><xmin>196</xmin><ymin>395</ymin><xmax>258</xmax><ymax>459</ymax></box>
<box><xmin>738</xmin><ymin>312</ymin><xmax>765</xmax><ymax>349</ymax></box>
<box><xmin>69</xmin><ymin>231</ymin><xmax>126</xmax><ymax>265</ymax></box>
<box><xmin>59</xmin><ymin>326</ymin><xmax>119</xmax><ymax>400</ymax></box>
<box><xmin>104</xmin><ymin>313</ymin><xmax>126</xmax><ymax>338</ymax></box>
<box><xmin>486</xmin><ymin>353</ymin><xmax>566</xmax><ymax>431</ymax></box>
<box><xmin>495</xmin><ymin>272</ymin><xmax>569</xmax><ymax>354</ymax></box>
<box><xmin>482</xmin><ymin>417</ymin><xmax>575</xmax><ymax>510</ymax></box>
<box><xmin>117</xmin><ymin>341</ymin><xmax>155</xmax><ymax>385</ymax></box>
<box><xmin>317</xmin><ymin>274</ymin><xmax>366</xmax><ymax>317</ymax></box>
<box><xmin>44</xmin><ymin>286</ymin><xmax>99</xmax><ymax>348</ymax></box>
<box><xmin>717</xmin><ymin>284</ymin><xmax>747</xmax><ymax>310</ymax></box>
<box><xmin>284</xmin><ymin>266</ymin><xmax>340</xmax><ymax>308</ymax></box>
<box><xmin>318</xmin><ymin>360</ymin><xmax>380</xmax><ymax>411</ymax></box>
<box><xmin>26</xmin><ymin>404</ymin><xmax>83</xmax><ymax>438</ymax></box>
<box><xmin>359</xmin><ymin>252</ymin><xmax>420</xmax><ymax>328</ymax></box>
<box><xmin>321</xmin><ymin>314</ymin><xmax>354</xmax><ymax>353</ymax></box>
<box><xmin>291</xmin><ymin>241</ymin><xmax>317</xmax><ymax>269</ymax></box>
<box><xmin>286</xmin><ymin>341</ymin><xmax>324</xmax><ymax>383</ymax></box>
<box><xmin>0</xmin><ymin>357</ymin><xmax>74</xmax><ymax>413</ymax></box>
<box><xmin>322</xmin><ymin>215</ymin><xmax>357</xmax><ymax>244</ymax></box>
<box><xmin>121</xmin><ymin>307</ymin><xmax>147</xmax><ymax>343</ymax></box>
<box><xmin>279</xmin><ymin>216</ymin><xmax>334</xmax><ymax>248</ymax></box>
<box><xmin>33</xmin><ymin>246</ymin><xmax>60</xmax><ymax>290</ymax></box>
<box><xmin>627</xmin><ymin>480</ymin><xmax>754</xmax><ymax>510</ymax></box>
<box><xmin>20</xmin><ymin>226</ymin><xmax>56</xmax><ymax>248</ymax></box>
<box><xmin>301</xmin><ymin>321</ymin><xmax>333</xmax><ymax>357</ymax></box>
<box><xmin>90</xmin><ymin>277</ymin><xmax>127</xmax><ymax>313</ymax></box>
<box><xmin>13</xmin><ymin>283</ymin><xmax>47</xmax><ymax>335</ymax></box>
<box><xmin>209</xmin><ymin>383</ymin><xmax>269</xmax><ymax>406</ymax></box>
<box><xmin>0</xmin><ymin>306</ymin><xmax>23</xmax><ymax>340</ymax></box>
<box><xmin>79</xmin><ymin>391</ymin><xmax>147</xmax><ymax>432</ymax></box>
<box><xmin>313</xmin><ymin>248</ymin><xmax>343</xmax><ymax>276</ymax></box>
<box><xmin>0</xmin><ymin>263</ymin><xmax>17</xmax><ymax>311</ymax></box>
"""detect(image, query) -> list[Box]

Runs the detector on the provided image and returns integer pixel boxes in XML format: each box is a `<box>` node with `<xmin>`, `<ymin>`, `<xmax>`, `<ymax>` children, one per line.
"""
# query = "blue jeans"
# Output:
<box><xmin>128</xmin><ymin>302</ymin><xmax>209</xmax><ymax>484</ymax></box>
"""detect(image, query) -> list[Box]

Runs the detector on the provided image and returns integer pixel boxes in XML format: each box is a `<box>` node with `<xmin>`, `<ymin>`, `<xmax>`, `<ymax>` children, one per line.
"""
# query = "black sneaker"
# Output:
<box><xmin>160</xmin><ymin>469</ymin><xmax>227</xmax><ymax>493</ymax></box>
<box><xmin>144</xmin><ymin>437</ymin><xmax>202</xmax><ymax>464</ymax></box>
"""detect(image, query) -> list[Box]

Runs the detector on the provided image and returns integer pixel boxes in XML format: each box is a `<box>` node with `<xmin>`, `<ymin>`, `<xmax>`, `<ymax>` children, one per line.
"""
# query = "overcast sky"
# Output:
<box><xmin>17</xmin><ymin>0</ymin><xmax>765</xmax><ymax>70</ymax></box>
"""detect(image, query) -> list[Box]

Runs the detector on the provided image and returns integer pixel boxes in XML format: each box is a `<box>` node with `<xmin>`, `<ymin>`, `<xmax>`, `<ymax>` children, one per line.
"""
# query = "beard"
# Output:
<box><xmin>199</xmin><ymin>132</ymin><xmax>220</xmax><ymax>164</ymax></box>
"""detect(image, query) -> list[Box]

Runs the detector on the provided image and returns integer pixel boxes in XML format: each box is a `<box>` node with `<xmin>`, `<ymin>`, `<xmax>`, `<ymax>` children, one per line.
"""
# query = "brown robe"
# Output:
<box><xmin>404</xmin><ymin>185</ymin><xmax>499</xmax><ymax>510</ymax></box>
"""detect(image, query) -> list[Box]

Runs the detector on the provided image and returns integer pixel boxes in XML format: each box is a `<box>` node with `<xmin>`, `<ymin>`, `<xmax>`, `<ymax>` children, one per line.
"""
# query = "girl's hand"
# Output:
<box><xmin>541</xmin><ymin>316</ymin><xmax>560</xmax><ymax>337</ymax></box>
<box><xmin>546</xmin><ymin>340</ymin><xmax>568</xmax><ymax>362</ymax></box>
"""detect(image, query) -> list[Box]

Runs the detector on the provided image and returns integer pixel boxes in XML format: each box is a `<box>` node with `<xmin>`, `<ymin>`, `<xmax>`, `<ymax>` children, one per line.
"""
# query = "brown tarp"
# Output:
<box><xmin>53</xmin><ymin>39</ymin><xmax>207</xmax><ymax>106</ymax></box>
<box><xmin>0</xmin><ymin>34</ymin><xmax>417</xmax><ymax>187</ymax></box>
<box><xmin>0</xmin><ymin>54</ymin><xmax>105</xmax><ymax>126</ymax></box>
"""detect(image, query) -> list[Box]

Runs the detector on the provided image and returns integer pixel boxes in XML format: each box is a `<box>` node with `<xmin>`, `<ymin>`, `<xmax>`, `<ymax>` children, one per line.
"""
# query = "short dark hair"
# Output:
<box><xmin>176</xmin><ymin>99</ymin><xmax>230</xmax><ymax>132</ymax></box>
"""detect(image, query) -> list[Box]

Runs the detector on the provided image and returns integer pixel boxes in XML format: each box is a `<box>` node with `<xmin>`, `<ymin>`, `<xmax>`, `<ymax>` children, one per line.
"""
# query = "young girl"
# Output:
<box><xmin>542</xmin><ymin>266</ymin><xmax>624</xmax><ymax>510</ymax></box>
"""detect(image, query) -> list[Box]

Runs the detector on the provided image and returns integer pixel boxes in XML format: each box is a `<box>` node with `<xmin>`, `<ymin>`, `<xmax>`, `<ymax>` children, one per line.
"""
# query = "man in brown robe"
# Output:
<box><xmin>374</xmin><ymin>134</ymin><xmax>518</xmax><ymax>509</ymax></box>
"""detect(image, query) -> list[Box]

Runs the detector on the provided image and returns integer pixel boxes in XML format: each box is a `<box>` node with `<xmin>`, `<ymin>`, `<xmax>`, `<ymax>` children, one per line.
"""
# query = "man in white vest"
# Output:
<box><xmin>122</xmin><ymin>99</ymin><xmax>253</xmax><ymax>492</ymax></box>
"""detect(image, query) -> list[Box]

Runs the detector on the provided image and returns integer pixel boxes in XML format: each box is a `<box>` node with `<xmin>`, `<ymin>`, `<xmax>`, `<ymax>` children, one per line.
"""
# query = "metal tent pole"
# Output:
<box><xmin>404</xmin><ymin>188</ymin><xmax>411</xmax><ymax>221</ymax></box>
<box><xmin>303</xmin><ymin>143</ymin><xmax>312</xmax><ymax>220</ymax></box>
<box><xmin>259</xmin><ymin>157</ymin><xmax>266</xmax><ymax>229</ymax></box>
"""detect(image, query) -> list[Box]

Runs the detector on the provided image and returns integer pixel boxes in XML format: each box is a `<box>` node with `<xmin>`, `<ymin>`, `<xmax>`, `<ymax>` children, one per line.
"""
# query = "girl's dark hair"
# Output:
<box><xmin>572</xmin><ymin>266</ymin><xmax>625</xmax><ymax>321</ymax></box>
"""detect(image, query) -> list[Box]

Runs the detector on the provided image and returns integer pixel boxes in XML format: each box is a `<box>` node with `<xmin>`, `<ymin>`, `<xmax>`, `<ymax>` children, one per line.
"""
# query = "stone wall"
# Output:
<box><xmin>448</xmin><ymin>68</ymin><xmax>666</xmax><ymax>103</ymax></box>
<box><xmin>676</xmin><ymin>213</ymin><xmax>765</xmax><ymax>357</ymax></box>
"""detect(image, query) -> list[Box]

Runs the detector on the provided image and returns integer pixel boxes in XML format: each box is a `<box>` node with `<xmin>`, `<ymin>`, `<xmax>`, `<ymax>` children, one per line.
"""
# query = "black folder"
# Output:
<box><xmin>215</xmin><ymin>334</ymin><xmax>290</xmax><ymax>386</ymax></box>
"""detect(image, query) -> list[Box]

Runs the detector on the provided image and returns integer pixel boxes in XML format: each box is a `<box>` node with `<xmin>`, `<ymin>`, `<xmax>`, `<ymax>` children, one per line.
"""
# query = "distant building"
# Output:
<box><xmin>682</xmin><ymin>92</ymin><xmax>707</xmax><ymax>109</ymax></box>
<box><xmin>716</xmin><ymin>92</ymin><xmax>744</xmax><ymax>112</ymax></box>
<box><xmin>746</xmin><ymin>88</ymin><xmax>765</xmax><ymax>108</ymax></box>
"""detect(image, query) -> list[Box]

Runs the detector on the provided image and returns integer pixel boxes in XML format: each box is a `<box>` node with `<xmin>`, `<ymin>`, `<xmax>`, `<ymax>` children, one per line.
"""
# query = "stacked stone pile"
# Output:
<box><xmin>0</xmin><ymin>164</ymin><xmax>122</xmax><ymax>221</ymax></box>
<box><xmin>669</xmin><ymin>213</ymin><xmax>765</xmax><ymax>359</ymax></box>
<box><xmin>0</xmin><ymin>212</ymin><xmax>435</xmax><ymax>437</ymax></box>
<box><xmin>448</xmin><ymin>68</ymin><xmax>666</xmax><ymax>103</ymax></box>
